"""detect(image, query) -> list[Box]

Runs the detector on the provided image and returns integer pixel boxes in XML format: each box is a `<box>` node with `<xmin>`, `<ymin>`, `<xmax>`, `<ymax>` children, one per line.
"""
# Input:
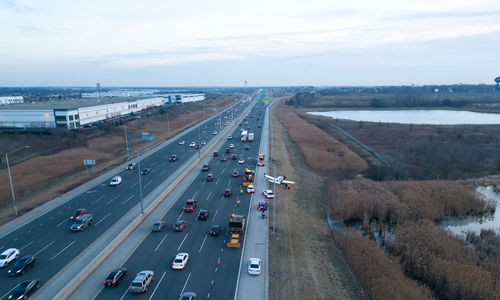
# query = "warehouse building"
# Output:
<box><xmin>0</xmin><ymin>93</ymin><xmax>205</xmax><ymax>129</ymax></box>
<box><xmin>0</xmin><ymin>96</ymin><xmax>24</xmax><ymax>105</ymax></box>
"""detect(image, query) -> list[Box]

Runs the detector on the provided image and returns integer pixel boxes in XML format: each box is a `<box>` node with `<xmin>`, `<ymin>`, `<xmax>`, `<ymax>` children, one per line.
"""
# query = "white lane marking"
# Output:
<box><xmin>144</xmin><ymin>181</ymin><xmax>152</xmax><ymax>188</ymax></box>
<box><xmin>56</xmin><ymin>219</ymin><xmax>68</xmax><ymax>227</ymax></box>
<box><xmin>149</xmin><ymin>271</ymin><xmax>167</xmax><ymax>300</ymax></box>
<box><xmin>122</xmin><ymin>194</ymin><xmax>135</xmax><ymax>205</ymax></box>
<box><xmin>215</xmin><ymin>178</ymin><xmax>220</xmax><ymax>184</ymax></box>
<box><xmin>177</xmin><ymin>211</ymin><xmax>184</xmax><ymax>220</ymax></box>
<box><xmin>154</xmin><ymin>233</ymin><xmax>169</xmax><ymax>252</ymax></box>
<box><xmin>20</xmin><ymin>241</ymin><xmax>34</xmax><ymax>251</ymax></box>
<box><xmin>206</xmin><ymin>191</ymin><xmax>212</xmax><ymax>200</ymax></box>
<box><xmin>91</xmin><ymin>195</ymin><xmax>104</xmax><ymax>205</ymax></box>
<box><xmin>192</xmin><ymin>191</ymin><xmax>199</xmax><ymax>199</ymax></box>
<box><xmin>95</xmin><ymin>213</ymin><xmax>111</xmax><ymax>226</ymax></box>
<box><xmin>50</xmin><ymin>240</ymin><xmax>75</xmax><ymax>261</ymax></box>
<box><xmin>221</xmin><ymin>168</ymin><xmax>226</xmax><ymax>175</ymax></box>
<box><xmin>1</xmin><ymin>286</ymin><xmax>18</xmax><ymax>300</ymax></box>
<box><xmin>202</xmin><ymin>178</ymin><xmax>206</xmax><ymax>185</ymax></box>
<box><xmin>198</xmin><ymin>235</ymin><xmax>208</xmax><ymax>253</ymax></box>
<box><xmin>34</xmin><ymin>240</ymin><xmax>55</xmax><ymax>256</ymax></box>
<box><xmin>228</xmin><ymin>178</ymin><xmax>232</xmax><ymax>185</ymax></box>
<box><xmin>177</xmin><ymin>233</ymin><xmax>189</xmax><ymax>251</ymax></box>
<box><xmin>160</xmin><ymin>169</ymin><xmax>168</xmax><ymax>176</ymax></box>
<box><xmin>179</xmin><ymin>273</ymin><xmax>192</xmax><ymax>297</ymax></box>
<box><xmin>131</xmin><ymin>182</ymin><xmax>138</xmax><ymax>188</ymax></box>
<box><xmin>212</xmin><ymin>209</ymin><xmax>219</xmax><ymax>222</ymax></box>
<box><xmin>107</xmin><ymin>194</ymin><xmax>120</xmax><ymax>205</ymax></box>
<box><xmin>161</xmin><ymin>161</ymin><xmax>168</xmax><ymax>167</ymax></box>
<box><xmin>119</xmin><ymin>286</ymin><xmax>128</xmax><ymax>300</ymax></box>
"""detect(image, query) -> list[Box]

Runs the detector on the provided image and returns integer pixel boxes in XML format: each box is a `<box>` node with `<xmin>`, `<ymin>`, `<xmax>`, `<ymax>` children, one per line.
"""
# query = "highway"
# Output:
<box><xmin>94</xmin><ymin>102</ymin><xmax>267</xmax><ymax>300</ymax></box>
<box><xmin>0</xmin><ymin>97</ymin><xmax>252</xmax><ymax>300</ymax></box>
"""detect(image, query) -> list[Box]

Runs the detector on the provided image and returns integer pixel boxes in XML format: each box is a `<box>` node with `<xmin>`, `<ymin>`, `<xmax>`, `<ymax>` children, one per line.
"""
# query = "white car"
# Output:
<box><xmin>0</xmin><ymin>248</ymin><xmax>20</xmax><ymax>268</ymax></box>
<box><xmin>179</xmin><ymin>140</ymin><xmax>185</xmax><ymax>145</ymax></box>
<box><xmin>247</xmin><ymin>185</ymin><xmax>255</xmax><ymax>193</ymax></box>
<box><xmin>110</xmin><ymin>175</ymin><xmax>122</xmax><ymax>186</ymax></box>
<box><xmin>201</xmin><ymin>141</ymin><xmax>207</xmax><ymax>146</ymax></box>
<box><xmin>262</xmin><ymin>190</ymin><xmax>274</xmax><ymax>199</ymax></box>
<box><xmin>238</xmin><ymin>159</ymin><xmax>245</xmax><ymax>164</ymax></box>
<box><xmin>227</xmin><ymin>135</ymin><xmax>232</xmax><ymax>140</ymax></box>
<box><xmin>212</xmin><ymin>131</ymin><xmax>218</xmax><ymax>135</ymax></box>
<box><xmin>172</xmin><ymin>253</ymin><xmax>189</xmax><ymax>270</ymax></box>
<box><xmin>229</xmin><ymin>144</ymin><xmax>235</xmax><ymax>149</ymax></box>
<box><xmin>248</xmin><ymin>258</ymin><xmax>261</xmax><ymax>275</ymax></box>
<box><xmin>189</xmin><ymin>142</ymin><xmax>196</xmax><ymax>147</ymax></box>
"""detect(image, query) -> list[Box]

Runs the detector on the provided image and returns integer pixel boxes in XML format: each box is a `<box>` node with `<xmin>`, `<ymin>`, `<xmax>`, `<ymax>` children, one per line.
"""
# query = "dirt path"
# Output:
<box><xmin>269</xmin><ymin>103</ymin><xmax>365</xmax><ymax>300</ymax></box>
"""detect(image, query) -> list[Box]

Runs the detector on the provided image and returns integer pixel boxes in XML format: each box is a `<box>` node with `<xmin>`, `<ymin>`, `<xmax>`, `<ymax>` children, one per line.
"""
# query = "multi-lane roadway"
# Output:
<box><xmin>0</xmin><ymin>97</ymin><xmax>253</xmax><ymax>300</ymax></box>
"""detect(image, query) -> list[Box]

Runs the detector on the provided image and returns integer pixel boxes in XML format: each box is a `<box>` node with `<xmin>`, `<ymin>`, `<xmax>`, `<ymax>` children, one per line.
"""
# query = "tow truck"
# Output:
<box><xmin>227</xmin><ymin>214</ymin><xmax>246</xmax><ymax>248</ymax></box>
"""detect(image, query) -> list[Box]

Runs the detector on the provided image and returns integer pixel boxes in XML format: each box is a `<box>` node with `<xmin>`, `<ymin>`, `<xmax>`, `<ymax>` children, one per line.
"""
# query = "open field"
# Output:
<box><xmin>269</xmin><ymin>99</ymin><xmax>365</xmax><ymax>300</ymax></box>
<box><xmin>0</xmin><ymin>94</ymin><xmax>239</xmax><ymax>224</ymax></box>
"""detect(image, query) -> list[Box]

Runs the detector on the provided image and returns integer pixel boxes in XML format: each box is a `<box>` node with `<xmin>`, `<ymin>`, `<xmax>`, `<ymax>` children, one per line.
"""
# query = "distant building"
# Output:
<box><xmin>81</xmin><ymin>89</ymin><xmax>159</xmax><ymax>98</ymax></box>
<box><xmin>163</xmin><ymin>93</ymin><xmax>205</xmax><ymax>104</ymax></box>
<box><xmin>0</xmin><ymin>96</ymin><xmax>24</xmax><ymax>105</ymax></box>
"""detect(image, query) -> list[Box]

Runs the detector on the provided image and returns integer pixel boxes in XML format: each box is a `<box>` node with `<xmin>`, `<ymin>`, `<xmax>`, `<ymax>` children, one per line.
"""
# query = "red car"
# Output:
<box><xmin>213</xmin><ymin>152</ymin><xmax>219</xmax><ymax>157</ymax></box>
<box><xmin>221</xmin><ymin>157</ymin><xmax>227</xmax><ymax>162</ymax></box>
<box><xmin>206</xmin><ymin>174</ymin><xmax>214</xmax><ymax>181</ymax></box>
<box><xmin>182</xmin><ymin>199</ymin><xmax>197</xmax><ymax>212</ymax></box>
<box><xmin>70</xmin><ymin>208</ymin><xmax>88</xmax><ymax>221</ymax></box>
<box><xmin>231</xmin><ymin>154</ymin><xmax>237</xmax><ymax>160</ymax></box>
<box><xmin>173</xmin><ymin>220</ymin><xmax>186</xmax><ymax>231</ymax></box>
<box><xmin>224</xmin><ymin>189</ymin><xmax>232</xmax><ymax>197</ymax></box>
<box><xmin>197</xmin><ymin>210</ymin><xmax>209</xmax><ymax>220</ymax></box>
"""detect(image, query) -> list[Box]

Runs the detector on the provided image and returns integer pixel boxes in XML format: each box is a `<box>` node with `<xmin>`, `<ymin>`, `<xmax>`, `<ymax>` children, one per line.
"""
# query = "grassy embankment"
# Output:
<box><xmin>0</xmin><ymin>94</ymin><xmax>238</xmax><ymax>225</ymax></box>
<box><xmin>273</xmin><ymin>100</ymin><xmax>500</xmax><ymax>299</ymax></box>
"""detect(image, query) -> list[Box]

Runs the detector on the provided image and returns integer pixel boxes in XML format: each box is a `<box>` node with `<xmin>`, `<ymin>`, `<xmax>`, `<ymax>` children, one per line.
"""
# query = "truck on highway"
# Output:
<box><xmin>241</xmin><ymin>130</ymin><xmax>248</xmax><ymax>142</ymax></box>
<box><xmin>227</xmin><ymin>214</ymin><xmax>246</xmax><ymax>248</ymax></box>
<box><xmin>248</xmin><ymin>132</ymin><xmax>254</xmax><ymax>142</ymax></box>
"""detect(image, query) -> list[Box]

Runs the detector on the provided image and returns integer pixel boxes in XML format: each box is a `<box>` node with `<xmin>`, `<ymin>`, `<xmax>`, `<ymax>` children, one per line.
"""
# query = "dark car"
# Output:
<box><xmin>104</xmin><ymin>268</ymin><xmax>127</xmax><ymax>287</ymax></box>
<box><xmin>197</xmin><ymin>210</ymin><xmax>209</xmax><ymax>220</ymax></box>
<box><xmin>213</xmin><ymin>152</ymin><xmax>219</xmax><ymax>157</ymax></box>
<box><xmin>6</xmin><ymin>279</ymin><xmax>40</xmax><ymax>299</ymax></box>
<box><xmin>182</xmin><ymin>199</ymin><xmax>197</xmax><ymax>212</ymax></box>
<box><xmin>7</xmin><ymin>255</ymin><xmax>36</xmax><ymax>276</ymax></box>
<box><xmin>140</xmin><ymin>168</ymin><xmax>151</xmax><ymax>175</ymax></box>
<box><xmin>152</xmin><ymin>221</ymin><xmax>166</xmax><ymax>232</ymax></box>
<box><xmin>70</xmin><ymin>208</ymin><xmax>88</xmax><ymax>221</ymax></box>
<box><xmin>173</xmin><ymin>220</ymin><xmax>186</xmax><ymax>231</ymax></box>
<box><xmin>225</xmin><ymin>148</ymin><xmax>230</xmax><ymax>153</ymax></box>
<box><xmin>126</xmin><ymin>163</ymin><xmax>136</xmax><ymax>170</ymax></box>
<box><xmin>209</xmin><ymin>225</ymin><xmax>221</xmax><ymax>236</ymax></box>
<box><xmin>258</xmin><ymin>201</ymin><xmax>268</xmax><ymax>211</ymax></box>
<box><xmin>194</xmin><ymin>144</ymin><xmax>201</xmax><ymax>149</ymax></box>
<box><xmin>206</xmin><ymin>174</ymin><xmax>214</xmax><ymax>182</ymax></box>
<box><xmin>231</xmin><ymin>154</ymin><xmax>237</xmax><ymax>160</ymax></box>
<box><xmin>202</xmin><ymin>164</ymin><xmax>210</xmax><ymax>172</ymax></box>
<box><xmin>245</xmin><ymin>145</ymin><xmax>250</xmax><ymax>150</ymax></box>
<box><xmin>220</xmin><ymin>157</ymin><xmax>227</xmax><ymax>162</ymax></box>
<box><xmin>179</xmin><ymin>292</ymin><xmax>197</xmax><ymax>300</ymax></box>
<box><xmin>169</xmin><ymin>155</ymin><xmax>177</xmax><ymax>162</ymax></box>
<box><xmin>232</xmin><ymin>171</ymin><xmax>239</xmax><ymax>177</ymax></box>
<box><xmin>224</xmin><ymin>189</ymin><xmax>232</xmax><ymax>197</ymax></box>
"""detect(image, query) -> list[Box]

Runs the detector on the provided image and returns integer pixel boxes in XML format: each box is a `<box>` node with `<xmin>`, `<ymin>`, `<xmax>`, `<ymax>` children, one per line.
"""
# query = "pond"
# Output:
<box><xmin>308</xmin><ymin>110</ymin><xmax>500</xmax><ymax>125</ymax></box>
<box><xmin>441</xmin><ymin>186</ymin><xmax>500</xmax><ymax>237</ymax></box>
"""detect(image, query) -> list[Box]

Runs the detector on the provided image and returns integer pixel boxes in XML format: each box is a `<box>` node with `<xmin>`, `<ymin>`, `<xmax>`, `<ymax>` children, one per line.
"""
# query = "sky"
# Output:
<box><xmin>1</xmin><ymin>0</ymin><xmax>500</xmax><ymax>87</ymax></box>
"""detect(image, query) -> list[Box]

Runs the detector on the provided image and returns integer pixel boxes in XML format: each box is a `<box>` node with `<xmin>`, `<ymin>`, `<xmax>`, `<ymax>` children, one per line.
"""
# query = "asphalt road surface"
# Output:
<box><xmin>0</xmin><ymin>98</ymin><xmax>251</xmax><ymax>300</ymax></box>
<box><xmin>94</xmin><ymin>102</ymin><xmax>267</xmax><ymax>300</ymax></box>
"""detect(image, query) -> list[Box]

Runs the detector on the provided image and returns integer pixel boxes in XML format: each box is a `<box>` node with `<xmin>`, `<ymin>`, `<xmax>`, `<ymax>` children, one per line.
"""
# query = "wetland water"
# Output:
<box><xmin>308</xmin><ymin>110</ymin><xmax>500</xmax><ymax>125</ymax></box>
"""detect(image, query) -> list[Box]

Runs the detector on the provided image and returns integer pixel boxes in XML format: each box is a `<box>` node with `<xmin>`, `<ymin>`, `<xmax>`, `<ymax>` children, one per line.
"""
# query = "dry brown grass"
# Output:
<box><xmin>275</xmin><ymin>104</ymin><xmax>367</xmax><ymax>176</ymax></box>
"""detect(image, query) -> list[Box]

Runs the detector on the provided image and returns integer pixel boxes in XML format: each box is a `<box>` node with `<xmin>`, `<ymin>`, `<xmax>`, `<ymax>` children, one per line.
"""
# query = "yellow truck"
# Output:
<box><xmin>227</xmin><ymin>214</ymin><xmax>246</xmax><ymax>248</ymax></box>
<box><xmin>227</xmin><ymin>233</ymin><xmax>241</xmax><ymax>248</ymax></box>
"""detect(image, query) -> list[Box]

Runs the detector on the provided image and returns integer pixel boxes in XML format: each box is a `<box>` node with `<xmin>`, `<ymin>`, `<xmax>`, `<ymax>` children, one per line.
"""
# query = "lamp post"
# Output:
<box><xmin>268</xmin><ymin>163</ymin><xmax>277</xmax><ymax>235</ymax></box>
<box><xmin>137</xmin><ymin>153</ymin><xmax>144</xmax><ymax>214</ymax></box>
<box><xmin>5</xmin><ymin>145</ymin><xmax>30</xmax><ymax>216</ymax></box>
<box><xmin>124</xmin><ymin>123</ymin><xmax>130</xmax><ymax>160</ymax></box>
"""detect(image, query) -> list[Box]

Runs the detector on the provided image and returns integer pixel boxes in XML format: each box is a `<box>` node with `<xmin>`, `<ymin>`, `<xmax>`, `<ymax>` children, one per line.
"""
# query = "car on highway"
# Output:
<box><xmin>110</xmin><ymin>175</ymin><xmax>122</xmax><ymax>186</ymax></box>
<box><xmin>206</xmin><ymin>173</ymin><xmax>214</xmax><ymax>182</ymax></box>
<box><xmin>169</xmin><ymin>155</ymin><xmax>177</xmax><ymax>162</ymax></box>
<box><xmin>247</xmin><ymin>185</ymin><xmax>255</xmax><ymax>193</ymax></box>
<box><xmin>202</xmin><ymin>164</ymin><xmax>210</xmax><ymax>172</ymax></box>
<box><xmin>201</xmin><ymin>126</ymin><xmax>207</xmax><ymax>130</ymax></box>
<box><xmin>70</xmin><ymin>208</ymin><xmax>88</xmax><ymax>221</ymax></box>
<box><xmin>257</xmin><ymin>161</ymin><xmax>264</xmax><ymax>167</ymax></box>
<box><xmin>197</xmin><ymin>210</ymin><xmax>209</xmax><ymax>220</ymax></box>
<box><xmin>6</xmin><ymin>279</ymin><xmax>40</xmax><ymax>299</ymax></box>
<box><xmin>227</xmin><ymin>135</ymin><xmax>232</xmax><ymax>140</ymax></box>
<box><xmin>194</xmin><ymin>144</ymin><xmax>201</xmax><ymax>149</ymax></box>
<box><xmin>224</xmin><ymin>189</ymin><xmax>232</xmax><ymax>197</ymax></box>
<box><xmin>104</xmin><ymin>267</ymin><xmax>127</xmax><ymax>287</ymax></box>
<box><xmin>225</xmin><ymin>148</ymin><xmax>231</xmax><ymax>153</ymax></box>
<box><xmin>183</xmin><ymin>199</ymin><xmax>197</xmax><ymax>212</ymax></box>
<box><xmin>129</xmin><ymin>270</ymin><xmax>154</xmax><ymax>293</ymax></box>
<box><xmin>178</xmin><ymin>140</ymin><xmax>185</xmax><ymax>145</ymax></box>
<box><xmin>7</xmin><ymin>255</ymin><xmax>36</xmax><ymax>276</ymax></box>
<box><xmin>209</xmin><ymin>225</ymin><xmax>221</xmax><ymax>236</ymax></box>
<box><xmin>0</xmin><ymin>248</ymin><xmax>20</xmax><ymax>268</ymax></box>
<box><xmin>172</xmin><ymin>253</ymin><xmax>189</xmax><ymax>270</ymax></box>
<box><xmin>126</xmin><ymin>163</ymin><xmax>136</xmax><ymax>170</ymax></box>
<box><xmin>229</xmin><ymin>144</ymin><xmax>235</xmax><ymax>149</ymax></box>
<box><xmin>231</xmin><ymin>154</ymin><xmax>237</xmax><ymax>160</ymax></box>
<box><xmin>220</xmin><ymin>157</ymin><xmax>227</xmax><ymax>162</ymax></box>
<box><xmin>248</xmin><ymin>258</ymin><xmax>262</xmax><ymax>275</ymax></box>
<box><xmin>173</xmin><ymin>220</ymin><xmax>186</xmax><ymax>231</ymax></box>
<box><xmin>179</xmin><ymin>292</ymin><xmax>197</xmax><ymax>300</ymax></box>
<box><xmin>201</xmin><ymin>141</ymin><xmax>207</xmax><ymax>146</ymax></box>
<box><xmin>262</xmin><ymin>190</ymin><xmax>274</xmax><ymax>199</ymax></box>
<box><xmin>70</xmin><ymin>214</ymin><xmax>93</xmax><ymax>231</ymax></box>
<box><xmin>258</xmin><ymin>153</ymin><xmax>264</xmax><ymax>160</ymax></box>
<box><xmin>232</xmin><ymin>171</ymin><xmax>239</xmax><ymax>177</ymax></box>
<box><xmin>140</xmin><ymin>168</ymin><xmax>151</xmax><ymax>175</ymax></box>
<box><xmin>213</xmin><ymin>131</ymin><xmax>218</xmax><ymax>135</ymax></box>
<box><xmin>189</xmin><ymin>142</ymin><xmax>196</xmax><ymax>147</ymax></box>
<box><xmin>244</xmin><ymin>145</ymin><xmax>250</xmax><ymax>150</ymax></box>
<box><xmin>258</xmin><ymin>201</ymin><xmax>268</xmax><ymax>211</ymax></box>
<box><xmin>238</xmin><ymin>158</ymin><xmax>245</xmax><ymax>164</ymax></box>
<box><xmin>213</xmin><ymin>151</ymin><xmax>218</xmax><ymax>157</ymax></box>
<box><xmin>152</xmin><ymin>221</ymin><xmax>166</xmax><ymax>232</ymax></box>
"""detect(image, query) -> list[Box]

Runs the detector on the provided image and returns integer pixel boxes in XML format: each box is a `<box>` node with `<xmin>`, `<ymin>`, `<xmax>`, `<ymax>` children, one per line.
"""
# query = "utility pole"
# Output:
<box><xmin>137</xmin><ymin>156</ymin><xmax>144</xmax><ymax>214</ymax></box>
<box><xmin>124</xmin><ymin>123</ymin><xmax>130</xmax><ymax>160</ymax></box>
<box><xmin>5</xmin><ymin>145</ymin><xmax>30</xmax><ymax>217</ymax></box>
<box><xmin>167</xmin><ymin>113</ymin><xmax>170</xmax><ymax>138</ymax></box>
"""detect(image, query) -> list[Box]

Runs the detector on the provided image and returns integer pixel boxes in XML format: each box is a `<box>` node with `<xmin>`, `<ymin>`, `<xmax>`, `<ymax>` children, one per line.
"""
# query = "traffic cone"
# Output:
<box><xmin>217</xmin><ymin>257</ymin><xmax>221</xmax><ymax>265</ymax></box>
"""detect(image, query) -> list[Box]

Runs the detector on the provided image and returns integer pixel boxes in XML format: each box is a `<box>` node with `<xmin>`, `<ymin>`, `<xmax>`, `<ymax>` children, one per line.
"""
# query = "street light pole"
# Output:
<box><xmin>137</xmin><ymin>155</ymin><xmax>144</xmax><ymax>214</ymax></box>
<box><xmin>5</xmin><ymin>145</ymin><xmax>30</xmax><ymax>217</ymax></box>
<box><xmin>124</xmin><ymin>123</ymin><xmax>130</xmax><ymax>160</ymax></box>
<box><xmin>167</xmin><ymin>113</ymin><xmax>170</xmax><ymax>138</ymax></box>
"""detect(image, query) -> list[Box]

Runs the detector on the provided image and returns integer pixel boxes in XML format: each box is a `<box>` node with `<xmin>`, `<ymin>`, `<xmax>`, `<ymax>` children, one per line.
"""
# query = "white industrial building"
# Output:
<box><xmin>0</xmin><ymin>96</ymin><xmax>24</xmax><ymax>105</ymax></box>
<box><xmin>0</xmin><ymin>93</ymin><xmax>203</xmax><ymax>129</ymax></box>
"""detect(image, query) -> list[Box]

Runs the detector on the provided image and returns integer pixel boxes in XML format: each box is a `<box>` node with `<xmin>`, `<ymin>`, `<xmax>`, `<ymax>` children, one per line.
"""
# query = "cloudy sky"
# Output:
<box><xmin>1</xmin><ymin>0</ymin><xmax>499</xmax><ymax>86</ymax></box>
